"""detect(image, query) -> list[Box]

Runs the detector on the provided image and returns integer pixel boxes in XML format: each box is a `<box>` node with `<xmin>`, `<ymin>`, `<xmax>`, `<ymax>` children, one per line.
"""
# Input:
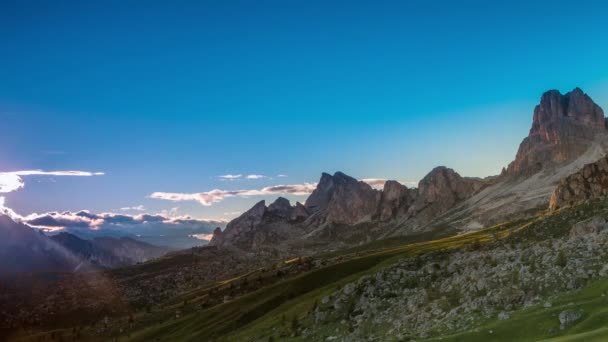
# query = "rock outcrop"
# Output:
<box><xmin>377</xmin><ymin>180</ymin><xmax>417</xmax><ymax>221</ymax></box>
<box><xmin>549</xmin><ymin>155</ymin><xmax>608</xmax><ymax>210</ymax></box>
<box><xmin>507</xmin><ymin>88</ymin><xmax>607</xmax><ymax>175</ymax></box>
<box><xmin>209</xmin><ymin>197</ymin><xmax>309</xmax><ymax>249</ymax></box>
<box><xmin>407</xmin><ymin>166</ymin><xmax>484</xmax><ymax>221</ymax></box>
<box><xmin>305</xmin><ymin>172</ymin><xmax>381</xmax><ymax>226</ymax></box>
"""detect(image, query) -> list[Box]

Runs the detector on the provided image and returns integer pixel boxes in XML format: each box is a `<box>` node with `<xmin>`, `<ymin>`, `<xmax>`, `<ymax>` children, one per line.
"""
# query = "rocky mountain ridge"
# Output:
<box><xmin>210</xmin><ymin>167</ymin><xmax>487</xmax><ymax>251</ymax></box>
<box><xmin>211</xmin><ymin>88</ymin><xmax>608</xmax><ymax>251</ymax></box>
<box><xmin>506</xmin><ymin>87</ymin><xmax>607</xmax><ymax>175</ymax></box>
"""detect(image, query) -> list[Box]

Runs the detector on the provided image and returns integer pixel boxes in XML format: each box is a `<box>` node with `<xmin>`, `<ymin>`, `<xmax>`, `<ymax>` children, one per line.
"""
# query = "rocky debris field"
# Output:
<box><xmin>300</xmin><ymin>214</ymin><xmax>608</xmax><ymax>341</ymax></box>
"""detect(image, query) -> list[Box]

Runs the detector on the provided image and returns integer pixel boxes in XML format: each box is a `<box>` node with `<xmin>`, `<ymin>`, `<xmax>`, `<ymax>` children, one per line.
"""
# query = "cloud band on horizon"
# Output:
<box><xmin>150</xmin><ymin>183</ymin><xmax>317</xmax><ymax>206</ymax></box>
<box><xmin>0</xmin><ymin>169</ymin><xmax>104</xmax><ymax>220</ymax></box>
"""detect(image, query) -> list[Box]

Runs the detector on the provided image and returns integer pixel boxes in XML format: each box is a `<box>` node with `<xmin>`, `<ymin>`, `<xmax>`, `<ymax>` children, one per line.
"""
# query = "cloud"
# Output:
<box><xmin>23</xmin><ymin>210</ymin><xmax>225</xmax><ymax>231</ymax></box>
<box><xmin>276</xmin><ymin>174</ymin><xmax>288</xmax><ymax>178</ymax></box>
<box><xmin>218</xmin><ymin>174</ymin><xmax>272</xmax><ymax>180</ymax></box>
<box><xmin>245</xmin><ymin>174</ymin><xmax>268</xmax><ymax>180</ymax></box>
<box><xmin>217</xmin><ymin>174</ymin><xmax>242</xmax><ymax>180</ymax></box>
<box><xmin>361</xmin><ymin>178</ymin><xmax>418</xmax><ymax>189</ymax></box>
<box><xmin>0</xmin><ymin>169</ymin><xmax>104</xmax><ymax>222</ymax></box>
<box><xmin>21</xmin><ymin>210</ymin><xmax>227</xmax><ymax>248</ymax></box>
<box><xmin>361</xmin><ymin>178</ymin><xmax>388</xmax><ymax>189</ymax></box>
<box><xmin>191</xmin><ymin>233</ymin><xmax>214</xmax><ymax>241</ymax></box>
<box><xmin>120</xmin><ymin>205</ymin><xmax>145</xmax><ymax>211</ymax></box>
<box><xmin>150</xmin><ymin>182</ymin><xmax>317</xmax><ymax>206</ymax></box>
<box><xmin>0</xmin><ymin>170</ymin><xmax>104</xmax><ymax>194</ymax></box>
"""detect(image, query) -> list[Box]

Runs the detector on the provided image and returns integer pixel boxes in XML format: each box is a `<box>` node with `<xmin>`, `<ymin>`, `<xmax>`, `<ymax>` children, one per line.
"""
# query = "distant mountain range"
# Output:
<box><xmin>0</xmin><ymin>216</ymin><xmax>169</xmax><ymax>274</ymax></box>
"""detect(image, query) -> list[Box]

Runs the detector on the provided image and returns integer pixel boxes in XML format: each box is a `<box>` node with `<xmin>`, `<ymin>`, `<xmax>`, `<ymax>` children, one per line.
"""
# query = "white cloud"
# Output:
<box><xmin>0</xmin><ymin>170</ymin><xmax>104</xmax><ymax>194</ymax></box>
<box><xmin>21</xmin><ymin>210</ymin><xmax>227</xmax><ymax>249</ymax></box>
<box><xmin>120</xmin><ymin>205</ymin><xmax>145</xmax><ymax>211</ymax></box>
<box><xmin>245</xmin><ymin>174</ymin><xmax>268</xmax><ymax>180</ymax></box>
<box><xmin>276</xmin><ymin>174</ymin><xmax>288</xmax><ymax>178</ymax></box>
<box><xmin>160</xmin><ymin>207</ymin><xmax>179</xmax><ymax>217</ymax></box>
<box><xmin>217</xmin><ymin>174</ymin><xmax>242</xmax><ymax>180</ymax></box>
<box><xmin>22</xmin><ymin>210</ymin><xmax>225</xmax><ymax>230</ymax></box>
<box><xmin>361</xmin><ymin>178</ymin><xmax>388</xmax><ymax>189</ymax></box>
<box><xmin>191</xmin><ymin>233</ymin><xmax>214</xmax><ymax>241</ymax></box>
<box><xmin>150</xmin><ymin>182</ymin><xmax>317</xmax><ymax>206</ymax></box>
<box><xmin>218</xmin><ymin>174</ymin><xmax>272</xmax><ymax>180</ymax></box>
<box><xmin>0</xmin><ymin>169</ymin><xmax>104</xmax><ymax>222</ymax></box>
<box><xmin>361</xmin><ymin>178</ymin><xmax>418</xmax><ymax>189</ymax></box>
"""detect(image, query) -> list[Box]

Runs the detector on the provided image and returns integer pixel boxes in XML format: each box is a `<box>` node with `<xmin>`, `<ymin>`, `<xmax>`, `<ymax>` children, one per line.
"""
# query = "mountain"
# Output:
<box><xmin>507</xmin><ymin>88</ymin><xmax>607</xmax><ymax>175</ymax></box>
<box><xmin>402</xmin><ymin>166</ymin><xmax>485</xmax><ymax>224</ymax></box>
<box><xmin>0</xmin><ymin>215</ymin><xmax>89</xmax><ymax>274</ymax></box>
<box><xmin>304</xmin><ymin>171</ymin><xmax>381</xmax><ymax>227</ymax></box>
<box><xmin>50</xmin><ymin>232</ymin><xmax>169</xmax><ymax>268</ymax></box>
<box><xmin>211</xmin><ymin>88</ymin><xmax>608</xmax><ymax>251</ymax></box>
<box><xmin>432</xmin><ymin>88</ymin><xmax>608</xmax><ymax>229</ymax></box>
<box><xmin>0</xmin><ymin>215</ymin><xmax>169</xmax><ymax>274</ymax></box>
<box><xmin>210</xmin><ymin>167</ymin><xmax>486</xmax><ymax>251</ymax></box>
<box><xmin>376</xmin><ymin>180</ymin><xmax>417</xmax><ymax>221</ymax></box>
<box><xmin>209</xmin><ymin>198</ymin><xmax>307</xmax><ymax>251</ymax></box>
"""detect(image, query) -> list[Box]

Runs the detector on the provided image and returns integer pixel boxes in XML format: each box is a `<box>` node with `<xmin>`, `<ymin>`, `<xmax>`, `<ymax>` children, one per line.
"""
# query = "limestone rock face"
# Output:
<box><xmin>291</xmin><ymin>202</ymin><xmax>310</xmax><ymax>222</ymax></box>
<box><xmin>305</xmin><ymin>172</ymin><xmax>381</xmax><ymax>226</ymax></box>
<box><xmin>377</xmin><ymin>180</ymin><xmax>417</xmax><ymax>221</ymax></box>
<box><xmin>549</xmin><ymin>155</ymin><xmax>608</xmax><ymax>210</ymax></box>
<box><xmin>208</xmin><ymin>200</ymin><xmax>267</xmax><ymax>248</ymax></box>
<box><xmin>408</xmin><ymin>166</ymin><xmax>484</xmax><ymax>220</ymax></box>
<box><xmin>208</xmin><ymin>197</ymin><xmax>310</xmax><ymax>249</ymax></box>
<box><xmin>267</xmin><ymin>197</ymin><xmax>293</xmax><ymax>218</ymax></box>
<box><xmin>507</xmin><ymin>88</ymin><xmax>607</xmax><ymax>175</ymax></box>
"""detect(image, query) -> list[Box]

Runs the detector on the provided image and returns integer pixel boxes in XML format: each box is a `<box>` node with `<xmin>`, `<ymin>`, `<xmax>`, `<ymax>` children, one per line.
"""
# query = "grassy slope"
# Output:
<box><xmin>125</xmin><ymin>199</ymin><xmax>608</xmax><ymax>342</ymax></box>
<box><xmin>124</xmin><ymin>219</ymin><xmax>527</xmax><ymax>342</ymax></box>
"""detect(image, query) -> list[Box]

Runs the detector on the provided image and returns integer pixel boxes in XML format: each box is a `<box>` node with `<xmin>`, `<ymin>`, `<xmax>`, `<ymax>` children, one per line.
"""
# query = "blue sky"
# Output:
<box><xmin>1</xmin><ymin>0</ymin><xmax>608</xmax><ymax>220</ymax></box>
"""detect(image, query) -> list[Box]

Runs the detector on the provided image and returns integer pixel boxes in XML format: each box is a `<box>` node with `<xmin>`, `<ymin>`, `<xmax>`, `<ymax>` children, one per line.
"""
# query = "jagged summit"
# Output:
<box><xmin>507</xmin><ymin>88</ymin><xmax>607</xmax><ymax>175</ymax></box>
<box><xmin>211</xmin><ymin>167</ymin><xmax>485</xmax><ymax>251</ymax></box>
<box><xmin>304</xmin><ymin>171</ymin><xmax>362</xmax><ymax>212</ymax></box>
<box><xmin>304</xmin><ymin>171</ymin><xmax>380</xmax><ymax>226</ymax></box>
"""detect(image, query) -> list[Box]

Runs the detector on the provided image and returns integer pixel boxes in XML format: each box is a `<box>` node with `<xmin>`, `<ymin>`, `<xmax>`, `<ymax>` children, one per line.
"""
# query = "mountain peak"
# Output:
<box><xmin>507</xmin><ymin>88</ymin><xmax>607</xmax><ymax>175</ymax></box>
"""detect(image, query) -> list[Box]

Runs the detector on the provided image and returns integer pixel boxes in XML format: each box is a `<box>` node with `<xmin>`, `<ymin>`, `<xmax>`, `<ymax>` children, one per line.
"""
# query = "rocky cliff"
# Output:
<box><xmin>549</xmin><ymin>155</ymin><xmax>608</xmax><ymax>210</ymax></box>
<box><xmin>209</xmin><ymin>197</ymin><xmax>309</xmax><ymax>249</ymax></box>
<box><xmin>212</xmin><ymin>168</ymin><xmax>484</xmax><ymax>251</ymax></box>
<box><xmin>507</xmin><ymin>88</ymin><xmax>607</xmax><ymax>175</ymax></box>
<box><xmin>377</xmin><ymin>180</ymin><xmax>417</xmax><ymax>221</ymax></box>
<box><xmin>407</xmin><ymin>166</ymin><xmax>484</xmax><ymax>222</ymax></box>
<box><xmin>305</xmin><ymin>172</ymin><xmax>381</xmax><ymax>226</ymax></box>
